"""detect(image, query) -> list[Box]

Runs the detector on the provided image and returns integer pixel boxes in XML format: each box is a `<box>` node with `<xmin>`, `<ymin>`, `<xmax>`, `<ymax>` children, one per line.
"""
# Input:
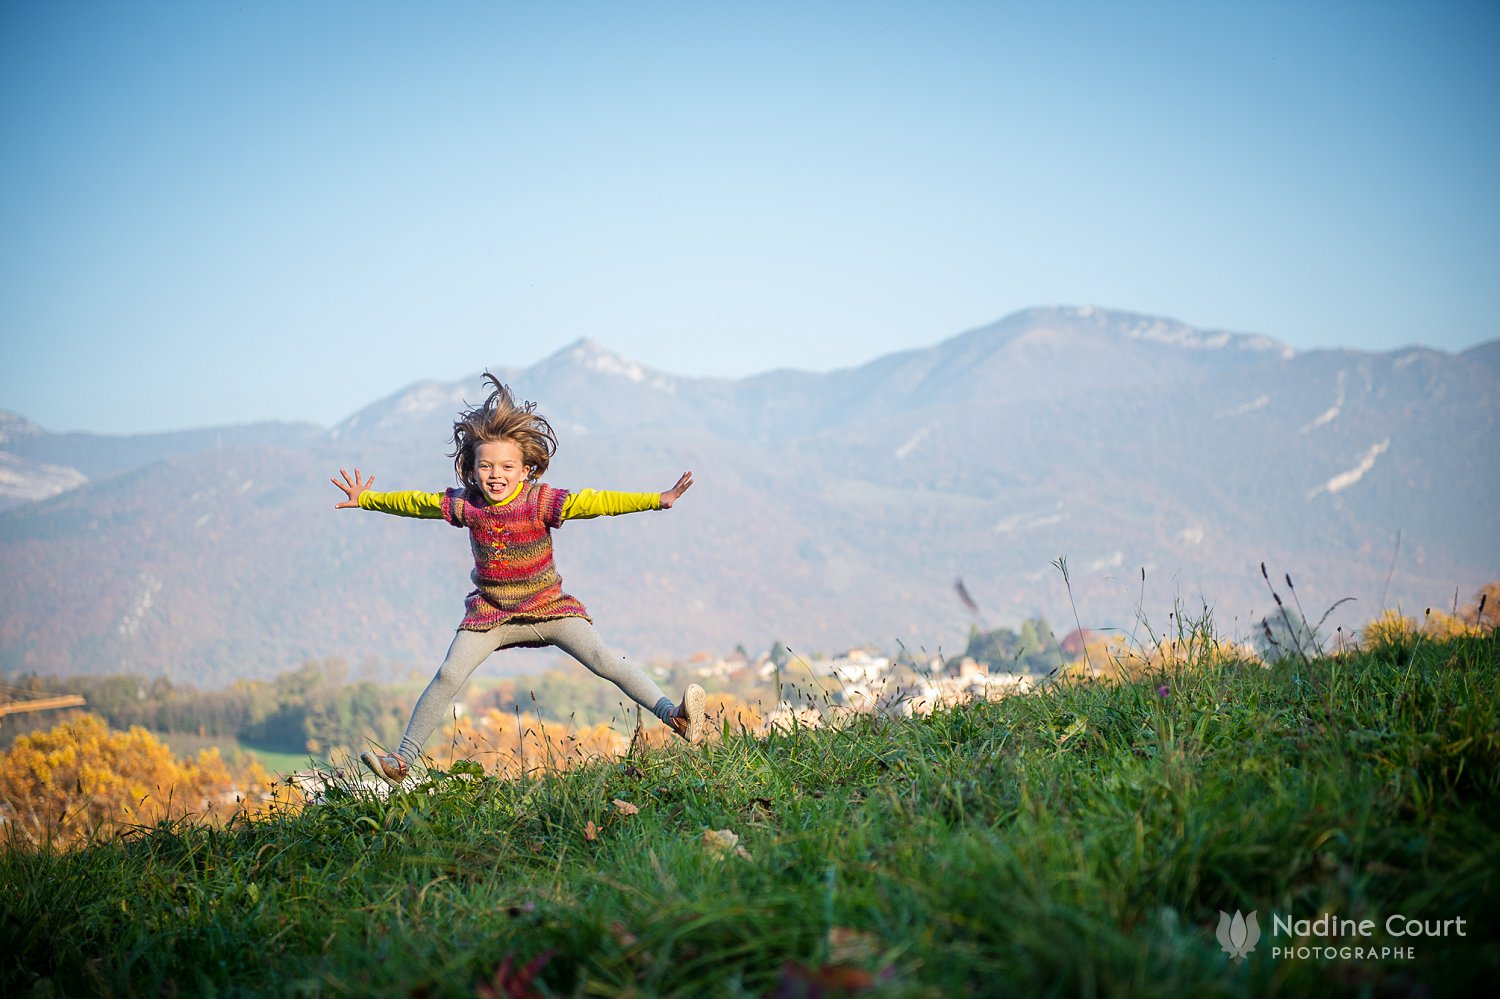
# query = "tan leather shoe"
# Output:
<box><xmin>359</xmin><ymin>751</ymin><xmax>410</xmax><ymax>788</ymax></box>
<box><xmin>668</xmin><ymin>683</ymin><xmax>707</xmax><ymax>744</ymax></box>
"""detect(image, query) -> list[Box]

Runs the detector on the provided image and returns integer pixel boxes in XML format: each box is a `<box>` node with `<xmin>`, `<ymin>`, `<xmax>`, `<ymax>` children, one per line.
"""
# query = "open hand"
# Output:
<box><xmin>659</xmin><ymin>471</ymin><xmax>694</xmax><ymax>509</ymax></box>
<box><xmin>331</xmin><ymin>468</ymin><xmax>375</xmax><ymax>509</ymax></box>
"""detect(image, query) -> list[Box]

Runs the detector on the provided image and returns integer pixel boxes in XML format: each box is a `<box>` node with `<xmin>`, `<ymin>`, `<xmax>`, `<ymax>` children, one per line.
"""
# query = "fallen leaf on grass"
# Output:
<box><xmin>761</xmin><ymin>960</ymin><xmax>875</xmax><ymax>998</ymax></box>
<box><xmin>583</xmin><ymin>820</ymin><xmax>599</xmax><ymax>842</ymax></box>
<box><xmin>477</xmin><ymin>949</ymin><xmax>554</xmax><ymax>999</ymax></box>
<box><xmin>612</xmin><ymin>798</ymin><xmax>640</xmax><ymax>815</ymax></box>
<box><xmin>745</xmin><ymin>796</ymin><xmax>775</xmax><ymax>817</ymax></box>
<box><xmin>701</xmin><ymin>828</ymin><xmax>752</xmax><ymax>860</ymax></box>
<box><xmin>1058</xmin><ymin>717</ymin><xmax>1088</xmax><ymax>744</ymax></box>
<box><xmin>827</xmin><ymin>926</ymin><xmax>882</xmax><ymax>965</ymax></box>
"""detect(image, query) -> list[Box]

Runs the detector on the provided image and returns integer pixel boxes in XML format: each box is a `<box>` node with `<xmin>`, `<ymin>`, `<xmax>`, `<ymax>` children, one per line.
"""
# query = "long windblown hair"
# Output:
<box><xmin>450</xmin><ymin>374</ymin><xmax>558</xmax><ymax>489</ymax></box>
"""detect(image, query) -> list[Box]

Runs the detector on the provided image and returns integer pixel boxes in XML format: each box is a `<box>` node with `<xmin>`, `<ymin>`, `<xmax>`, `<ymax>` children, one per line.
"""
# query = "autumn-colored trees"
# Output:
<box><xmin>431</xmin><ymin>708</ymin><xmax>630</xmax><ymax>777</ymax></box>
<box><xmin>1054</xmin><ymin>581</ymin><xmax>1499</xmax><ymax>679</ymax></box>
<box><xmin>1364</xmin><ymin>581</ymin><xmax>1498</xmax><ymax>648</ymax></box>
<box><xmin>0</xmin><ymin>714</ymin><xmax>268</xmax><ymax>849</ymax></box>
<box><xmin>1057</xmin><ymin>629</ymin><xmax>1252</xmax><ymax>684</ymax></box>
<box><xmin>422</xmin><ymin>691</ymin><xmax>771</xmax><ymax>775</ymax></box>
<box><xmin>0</xmin><ymin>659</ymin><xmax>409</xmax><ymax>758</ymax></box>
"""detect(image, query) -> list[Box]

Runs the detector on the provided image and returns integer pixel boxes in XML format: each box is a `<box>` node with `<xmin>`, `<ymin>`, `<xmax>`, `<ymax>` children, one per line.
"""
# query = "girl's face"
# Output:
<box><xmin>473</xmin><ymin>440</ymin><xmax>527</xmax><ymax>503</ymax></box>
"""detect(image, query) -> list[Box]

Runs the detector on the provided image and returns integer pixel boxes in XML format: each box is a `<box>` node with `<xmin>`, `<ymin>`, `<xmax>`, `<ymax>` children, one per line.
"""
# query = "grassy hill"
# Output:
<box><xmin>2</xmin><ymin>631</ymin><xmax>1497</xmax><ymax>997</ymax></box>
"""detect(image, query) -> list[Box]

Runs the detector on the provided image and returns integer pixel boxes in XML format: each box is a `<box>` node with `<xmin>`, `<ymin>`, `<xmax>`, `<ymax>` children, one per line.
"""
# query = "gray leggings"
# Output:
<box><xmin>395</xmin><ymin>617</ymin><xmax>672</xmax><ymax>764</ymax></box>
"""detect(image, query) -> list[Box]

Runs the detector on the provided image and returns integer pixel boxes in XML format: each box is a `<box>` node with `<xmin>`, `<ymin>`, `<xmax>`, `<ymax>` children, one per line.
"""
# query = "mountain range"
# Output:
<box><xmin>3</xmin><ymin>306</ymin><xmax>1496</xmax><ymax>684</ymax></box>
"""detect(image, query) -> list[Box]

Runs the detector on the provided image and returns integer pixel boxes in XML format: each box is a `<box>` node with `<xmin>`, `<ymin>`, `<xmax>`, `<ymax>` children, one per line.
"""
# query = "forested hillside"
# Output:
<box><xmin>3</xmin><ymin>307</ymin><xmax>1496</xmax><ymax>683</ymax></box>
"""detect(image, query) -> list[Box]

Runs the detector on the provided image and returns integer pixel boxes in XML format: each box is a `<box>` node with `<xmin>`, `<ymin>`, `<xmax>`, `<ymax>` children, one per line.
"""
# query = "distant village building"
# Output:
<box><xmin>946</xmin><ymin>656</ymin><xmax>988</xmax><ymax>680</ymax></box>
<box><xmin>1058</xmin><ymin>628</ymin><xmax>1101</xmax><ymax>660</ymax></box>
<box><xmin>902</xmin><ymin>670</ymin><xmax>1036</xmax><ymax>717</ymax></box>
<box><xmin>825</xmin><ymin>649</ymin><xmax>891</xmax><ymax>686</ymax></box>
<box><xmin>684</xmin><ymin>646</ymin><xmax>763</xmax><ymax>680</ymax></box>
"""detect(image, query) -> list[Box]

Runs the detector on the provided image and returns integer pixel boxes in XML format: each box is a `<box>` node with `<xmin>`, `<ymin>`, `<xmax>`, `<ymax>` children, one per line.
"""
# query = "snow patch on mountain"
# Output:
<box><xmin>994</xmin><ymin>507</ymin><xmax>1068</xmax><ymax>535</ymax></box>
<box><xmin>0</xmin><ymin>451</ymin><xmax>88</xmax><ymax>507</ymax></box>
<box><xmin>894</xmin><ymin>424</ymin><xmax>939</xmax><ymax>460</ymax></box>
<box><xmin>117</xmin><ymin>573</ymin><xmax>163</xmax><ymax>637</ymax></box>
<box><xmin>1127</xmin><ymin>318</ymin><xmax>1232</xmax><ymax>349</ymax></box>
<box><xmin>1078</xmin><ymin>308</ymin><xmax>1294</xmax><ymax>357</ymax></box>
<box><xmin>1308</xmin><ymin>439</ymin><xmax>1391</xmax><ymax>498</ymax></box>
<box><xmin>0</xmin><ymin>411</ymin><xmax>46</xmax><ymax>446</ymax></box>
<box><xmin>1217</xmin><ymin>395</ymin><xmax>1270</xmax><ymax>419</ymax></box>
<box><xmin>397</xmin><ymin>383</ymin><xmax>471</xmax><ymax>417</ymax></box>
<box><xmin>327</xmin><ymin>382</ymin><xmax>472</xmax><ymax>438</ymax></box>
<box><xmin>562</xmin><ymin>339</ymin><xmax>677</xmax><ymax>393</ymax></box>
<box><xmin>1085</xmin><ymin>551</ymin><xmax>1125</xmax><ymax>572</ymax></box>
<box><xmin>1300</xmin><ymin>371</ymin><xmax>1345</xmax><ymax>433</ymax></box>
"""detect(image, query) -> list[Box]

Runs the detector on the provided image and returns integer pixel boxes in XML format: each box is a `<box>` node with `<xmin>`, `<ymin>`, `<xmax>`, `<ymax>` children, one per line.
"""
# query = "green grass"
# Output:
<box><xmin>240</xmin><ymin>744</ymin><xmax>330</xmax><ymax>777</ymax></box>
<box><xmin>156</xmin><ymin>732</ymin><xmax>325</xmax><ymax>777</ymax></box>
<box><xmin>2</xmin><ymin>632</ymin><xmax>1497</xmax><ymax>997</ymax></box>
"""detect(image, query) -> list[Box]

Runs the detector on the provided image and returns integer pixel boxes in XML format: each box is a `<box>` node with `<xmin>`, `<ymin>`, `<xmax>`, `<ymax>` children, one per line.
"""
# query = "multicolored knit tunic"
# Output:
<box><xmin>358</xmin><ymin>481</ymin><xmax>661</xmax><ymax>642</ymax></box>
<box><xmin>441</xmin><ymin>481</ymin><xmax>588</xmax><ymax>631</ymax></box>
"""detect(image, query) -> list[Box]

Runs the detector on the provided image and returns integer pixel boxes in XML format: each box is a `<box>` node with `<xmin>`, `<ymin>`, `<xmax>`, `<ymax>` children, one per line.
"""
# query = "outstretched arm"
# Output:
<box><xmin>333</xmin><ymin>469</ymin><xmax>444</xmax><ymax>517</ymax></box>
<box><xmin>331</xmin><ymin>468</ymin><xmax>374</xmax><ymax>509</ymax></box>
<box><xmin>659</xmin><ymin>471</ymin><xmax>694</xmax><ymax>509</ymax></box>
<box><xmin>559</xmin><ymin>472</ymin><xmax>695</xmax><ymax>521</ymax></box>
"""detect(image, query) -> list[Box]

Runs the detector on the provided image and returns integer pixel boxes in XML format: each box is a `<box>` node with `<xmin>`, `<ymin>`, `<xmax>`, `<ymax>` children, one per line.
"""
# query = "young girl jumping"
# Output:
<box><xmin>331</xmin><ymin>374</ymin><xmax>706</xmax><ymax>787</ymax></box>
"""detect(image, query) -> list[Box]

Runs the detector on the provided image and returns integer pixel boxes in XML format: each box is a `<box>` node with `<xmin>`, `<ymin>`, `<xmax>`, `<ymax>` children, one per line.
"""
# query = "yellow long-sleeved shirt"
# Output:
<box><xmin>358</xmin><ymin>484</ymin><xmax>661</xmax><ymax>519</ymax></box>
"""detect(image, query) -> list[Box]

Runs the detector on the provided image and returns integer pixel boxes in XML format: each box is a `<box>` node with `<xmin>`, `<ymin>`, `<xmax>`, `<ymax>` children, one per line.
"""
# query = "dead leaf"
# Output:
<box><xmin>762</xmin><ymin>960</ymin><xmax>875</xmax><ymax>997</ymax></box>
<box><xmin>612</xmin><ymin>798</ymin><xmax>640</xmax><ymax>815</ymax></box>
<box><xmin>827</xmin><ymin>926</ymin><xmax>881</xmax><ymax>965</ymax></box>
<box><xmin>477</xmin><ymin>949</ymin><xmax>554</xmax><ymax>999</ymax></box>
<box><xmin>610</xmin><ymin>921</ymin><xmax>639</xmax><ymax>949</ymax></box>
<box><xmin>583</xmin><ymin>820</ymin><xmax>599</xmax><ymax>842</ymax></box>
<box><xmin>701</xmin><ymin>828</ymin><xmax>753</xmax><ymax>861</ymax></box>
<box><xmin>700</xmin><ymin>827</ymin><xmax>737</xmax><ymax>854</ymax></box>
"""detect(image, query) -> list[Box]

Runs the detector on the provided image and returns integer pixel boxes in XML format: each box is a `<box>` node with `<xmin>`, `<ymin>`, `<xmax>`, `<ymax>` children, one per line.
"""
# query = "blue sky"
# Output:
<box><xmin>2</xmin><ymin>1</ymin><xmax>1496</xmax><ymax>434</ymax></box>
